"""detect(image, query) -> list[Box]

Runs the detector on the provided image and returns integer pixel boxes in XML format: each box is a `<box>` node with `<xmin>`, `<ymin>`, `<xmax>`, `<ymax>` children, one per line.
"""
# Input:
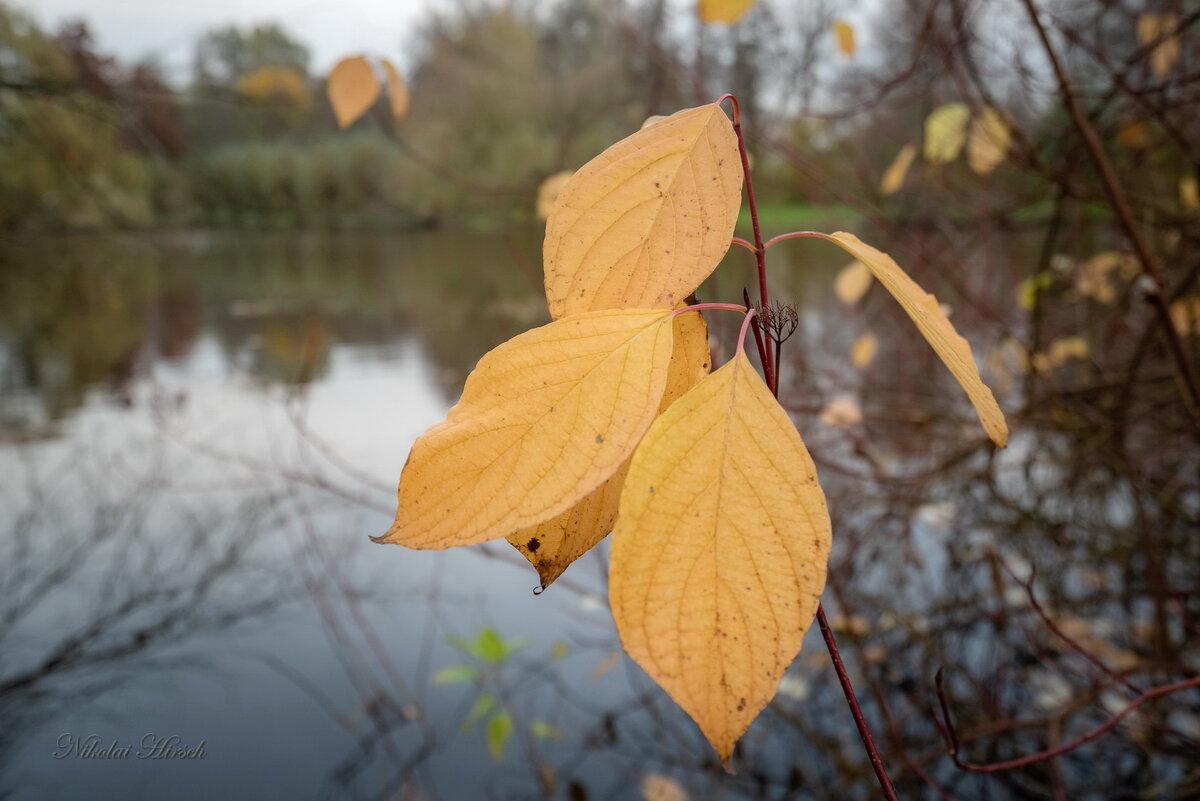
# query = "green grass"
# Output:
<box><xmin>736</xmin><ymin>202</ymin><xmax>861</xmax><ymax>237</ymax></box>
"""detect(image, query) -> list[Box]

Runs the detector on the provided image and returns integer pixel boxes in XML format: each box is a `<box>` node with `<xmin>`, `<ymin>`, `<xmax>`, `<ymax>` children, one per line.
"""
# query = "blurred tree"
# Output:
<box><xmin>188</xmin><ymin>23</ymin><xmax>313</xmax><ymax>147</ymax></box>
<box><xmin>193</xmin><ymin>23</ymin><xmax>310</xmax><ymax>89</ymax></box>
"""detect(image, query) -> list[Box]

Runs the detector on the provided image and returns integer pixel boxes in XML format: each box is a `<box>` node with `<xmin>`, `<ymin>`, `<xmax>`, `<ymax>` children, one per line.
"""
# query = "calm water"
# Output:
<box><xmin>0</xmin><ymin>228</ymin><xmax>1196</xmax><ymax>800</ymax></box>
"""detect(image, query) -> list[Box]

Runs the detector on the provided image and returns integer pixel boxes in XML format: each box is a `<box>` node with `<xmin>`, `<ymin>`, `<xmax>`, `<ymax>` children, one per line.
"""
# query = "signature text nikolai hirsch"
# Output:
<box><xmin>52</xmin><ymin>734</ymin><xmax>206</xmax><ymax>760</ymax></box>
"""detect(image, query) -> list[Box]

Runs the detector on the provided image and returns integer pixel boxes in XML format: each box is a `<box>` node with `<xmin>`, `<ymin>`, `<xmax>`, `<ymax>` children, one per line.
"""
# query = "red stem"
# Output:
<box><xmin>672</xmin><ymin>302</ymin><xmax>748</xmax><ymax>317</ymax></box>
<box><xmin>935</xmin><ymin>671</ymin><xmax>1200</xmax><ymax>772</ymax></box>
<box><xmin>763</xmin><ymin>230</ymin><xmax>823</xmax><ymax>250</ymax></box>
<box><xmin>818</xmin><ymin>607</ymin><xmax>902</xmax><ymax>800</ymax></box>
<box><xmin>719</xmin><ymin>94</ymin><xmax>774</xmax><ymax>389</ymax></box>
<box><xmin>720</xmin><ymin>94</ymin><xmax>899</xmax><ymax>801</ymax></box>
<box><xmin>737</xmin><ymin>307</ymin><xmax>757</xmax><ymax>353</ymax></box>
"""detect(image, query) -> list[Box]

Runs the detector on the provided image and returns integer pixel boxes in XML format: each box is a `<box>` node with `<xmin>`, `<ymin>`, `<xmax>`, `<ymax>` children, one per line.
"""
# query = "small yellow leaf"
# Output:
<box><xmin>1032</xmin><ymin>336</ymin><xmax>1090</xmax><ymax>373</ymax></box>
<box><xmin>508</xmin><ymin>310</ymin><xmax>710</xmax><ymax>586</ymax></box>
<box><xmin>1075</xmin><ymin>251</ymin><xmax>1131</xmax><ymax>304</ymax></box>
<box><xmin>1137</xmin><ymin>13</ymin><xmax>1180</xmax><ymax>77</ymax></box>
<box><xmin>834</xmin><ymin>260</ymin><xmax>873</xmax><ymax>304</ymax></box>
<box><xmin>641</xmin><ymin>773</ymin><xmax>689</xmax><ymax>801</ymax></box>
<box><xmin>381</xmin><ymin>58</ymin><xmax>409</xmax><ymax>120</ymax></box>
<box><xmin>326</xmin><ymin>56</ymin><xmax>380</xmax><ymax>129</ymax></box>
<box><xmin>610</xmin><ymin>349</ymin><xmax>831</xmax><ymax>763</ymax></box>
<box><xmin>812</xmin><ymin>232</ymin><xmax>1008</xmax><ymax>446</ymax></box>
<box><xmin>544</xmin><ymin>104</ymin><xmax>743</xmax><ymax>318</ymax></box>
<box><xmin>879</xmin><ymin>143</ymin><xmax>917</xmax><ymax>195</ymax></box>
<box><xmin>377</xmin><ymin>309</ymin><xmax>676</xmax><ymax>550</ymax></box>
<box><xmin>1169</xmin><ymin>297</ymin><xmax>1200</xmax><ymax>336</ymax></box>
<box><xmin>697</xmin><ymin>0</ymin><xmax>756</xmax><ymax>24</ymax></box>
<box><xmin>967</xmin><ymin>108</ymin><xmax>1011</xmax><ymax>175</ymax></box>
<box><xmin>1016</xmin><ymin>272</ymin><xmax>1054</xmax><ymax>310</ymax></box>
<box><xmin>832</xmin><ymin>21</ymin><xmax>856</xmax><ymax>56</ymax></box>
<box><xmin>536</xmin><ymin>171</ymin><xmax>574</xmax><ymax>221</ymax></box>
<box><xmin>1116</xmin><ymin>120</ymin><xmax>1148</xmax><ymax>150</ymax></box>
<box><xmin>819</xmin><ymin>395</ymin><xmax>862</xmax><ymax>427</ymax></box>
<box><xmin>1180</xmin><ymin>175</ymin><xmax>1199</xmax><ymax>210</ymax></box>
<box><xmin>924</xmin><ymin>103</ymin><xmax>971</xmax><ymax>165</ymax></box>
<box><xmin>850</xmin><ymin>332</ymin><xmax>878</xmax><ymax>368</ymax></box>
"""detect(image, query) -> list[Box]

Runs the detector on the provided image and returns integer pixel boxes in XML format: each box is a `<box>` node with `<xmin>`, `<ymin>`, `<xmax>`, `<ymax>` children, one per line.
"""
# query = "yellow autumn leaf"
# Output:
<box><xmin>1116</xmin><ymin>120</ymin><xmax>1148</xmax><ymax>150</ymax></box>
<box><xmin>376</xmin><ymin>309</ymin><xmax>676</xmax><ymax>550</ymax></box>
<box><xmin>1016</xmin><ymin>272</ymin><xmax>1054</xmax><ymax>310</ymax></box>
<box><xmin>811</xmin><ymin>232</ymin><xmax>1008</xmax><ymax>446</ymax></box>
<box><xmin>1180</xmin><ymin>175</ymin><xmax>1199</xmax><ymax>210</ymax></box>
<box><xmin>1169</xmin><ymin>297</ymin><xmax>1200</xmax><ymax>336</ymax></box>
<box><xmin>1075</xmin><ymin>251</ymin><xmax>1133</xmax><ymax>304</ymax></box>
<box><xmin>536</xmin><ymin>171</ymin><xmax>574</xmax><ymax>221</ymax></box>
<box><xmin>610</xmin><ymin>348</ymin><xmax>831</xmax><ymax>764</ymax></box>
<box><xmin>508</xmin><ymin>310</ymin><xmax>711</xmax><ymax>586</ymax></box>
<box><xmin>850</xmin><ymin>332</ymin><xmax>878</xmax><ymax>367</ymax></box>
<box><xmin>543</xmin><ymin>104</ymin><xmax>743</xmax><ymax>318</ymax></box>
<box><xmin>1032</xmin><ymin>336</ymin><xmax>1090</xmax><ymax>373</ymax></box>
<box><xmin>1137</xmin><ymin>13</ymin><xmax>1180</xmax><ymax>77</ymax></box>
<box><xmin>967</xmin><ymin>107</ymin><xmax>1011</xmax><ymax>175</ymax></box>
<box><xmin>697</xmin><ymin>0</ymin><xmax>756</xmax><ymax>24</ymax></box>
<box><xmin>819</xmin><ymin>395</ymin><xmax>862</xmax><ymax>427</ymax></box>
<box><xmin>880</xmin><ymin>143</ymin><xmax>917</xmax><ymax>195</ymax></box>
<box><xmin>924</xmin><ymin>103</ymin><xmax>970</xmax><ymax>165</ymax></box>
<box><xmin>642</xmin><ymin>773</ymin><xmax>689</xmax><ymax>801</ymax></box>
<box><xmin>381</xmin><ymin>58</ymin><xmax>409</xmax><ymax>120</ymax></box>
<box><xmin>832</xmin><ymin>21</ymin><xmax>856</xmax><ymax>55</ymax></box>
<box><xmin>327</xmin><ymin>56</ymin><xmax>380</xmax><ymax>129</ymax></box>
<box><xmin>834</xmin><ymin>260</ymin><xmax>872</xmax><ymax>304</ymax></box>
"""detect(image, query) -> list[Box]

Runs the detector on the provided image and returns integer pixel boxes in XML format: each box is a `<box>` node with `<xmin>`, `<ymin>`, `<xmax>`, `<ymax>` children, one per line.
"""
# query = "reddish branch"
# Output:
<box><xmin>933</xmin><ymin>669</ymin><xmax>1200</xmax><ymax>773</ymax></box>
<box><xmin>720</xmin><ymin>93</ymin><xmax>900</xmax><ymax>801</ymax></box>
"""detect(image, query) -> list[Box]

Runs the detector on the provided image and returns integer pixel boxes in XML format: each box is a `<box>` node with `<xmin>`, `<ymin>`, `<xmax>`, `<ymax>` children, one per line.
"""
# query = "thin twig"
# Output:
<box><xmin>1019</xmin><ymin>0</ymin><xmax>1200</xmax><ymax>428</ymax></box>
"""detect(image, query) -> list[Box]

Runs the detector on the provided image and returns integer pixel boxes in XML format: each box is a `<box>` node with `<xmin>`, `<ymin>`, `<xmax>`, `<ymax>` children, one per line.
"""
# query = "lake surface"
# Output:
<box><xmin>0</xmin><ymin>227</ymin><xmax>1196</xmax><ymax>800</ymax></box>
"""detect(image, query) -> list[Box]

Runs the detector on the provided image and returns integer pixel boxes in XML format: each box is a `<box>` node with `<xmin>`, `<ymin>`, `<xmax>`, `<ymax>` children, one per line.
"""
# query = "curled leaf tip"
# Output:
<box><xmin>815</xmin><ymin>231</ymin><xmax>1009</xmax><ymax>447</ymax></box>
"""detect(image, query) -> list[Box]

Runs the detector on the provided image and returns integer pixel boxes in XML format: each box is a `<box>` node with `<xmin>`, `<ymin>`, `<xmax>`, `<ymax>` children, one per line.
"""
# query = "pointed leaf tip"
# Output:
<box><xmin>611</xmin><ymin>350</ymin><xmax>831</xmax><ymax>762</ymax></box>
<box><xmin>507</xmin><ymin>309</ymin><xmax>711</xmax><ymax>585</ymax></box>
<box><xmin>814</xmin><ymin>232</ymin><xmax>1008</xmax><ymax>446</ymax></box>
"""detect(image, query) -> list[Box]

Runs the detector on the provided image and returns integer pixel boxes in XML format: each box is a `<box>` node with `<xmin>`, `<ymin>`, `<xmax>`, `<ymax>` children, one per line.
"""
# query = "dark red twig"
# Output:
<box><xmin>721</xmin><ymin>92</ymin><xmax>898</xmax><ymax>801</ymax></box>
<box><xmin>934</xmin><ymin>669</ymin><xmax>1200</xmax><ymax>772</ymax></box>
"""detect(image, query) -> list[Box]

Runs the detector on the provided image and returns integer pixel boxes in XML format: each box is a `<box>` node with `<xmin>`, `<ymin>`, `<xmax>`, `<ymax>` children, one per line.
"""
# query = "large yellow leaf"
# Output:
<box><xmin>610</xmin><ymin>349</ymin><xmax>831</xmax><ymax>763</ymax></box>
<box><xmin>327</xmin><ymin>56</ymin><xmax>380</xmax><ymax>129</ymax></box>
<box><xmin>543</xmin><ymin>104</ymin><xmax>743</xmax><ymax>319</ymax></box>
<box><xmin>924</xmin><ymin>103</ymin><xmax>970</xmax><ymax>165</ymax></box>
<box><xmin>508</xmin><ymin>310</ymin><xmax>711</xmax><ymax>586</ymax></box>
<box><xmin>879</xmin><ymin>143</ymin><xmax>917</xmax><ymax>195</ymax></box>
<box><xmin>832</xmin><ymin>21</ymin><xmax>856</xmax><ymax>56</ymax></box>
<box><xmin>381</xmin><ymin>58</ymin><xmax>409</xmax><ymax>120</ymax></box>
<box><xmin>812</xmin><ymin>232</ymin><xmax>1007</xmax><ymax>446</ymax></box>
<box><xmin>697</xmin><ymin>0</ymin><xmax>756</xmax><ymax>24</ymax></box>
<box><xmin>376</xmin><ymin>309</ymin><xmax>676</xmax><ymax>550</ymax></box>
<box><xmin>967</xmin><ymin>108</ymin><xmax>1010</xmax><ymax>175</ymax></box>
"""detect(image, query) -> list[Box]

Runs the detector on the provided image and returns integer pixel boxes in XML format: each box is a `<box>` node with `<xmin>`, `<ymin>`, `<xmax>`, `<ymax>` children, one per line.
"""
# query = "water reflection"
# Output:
<box><xmin>0</xmin><ymin>228</ymin><xmax>1196</xmax><ymax>800</ymax></box>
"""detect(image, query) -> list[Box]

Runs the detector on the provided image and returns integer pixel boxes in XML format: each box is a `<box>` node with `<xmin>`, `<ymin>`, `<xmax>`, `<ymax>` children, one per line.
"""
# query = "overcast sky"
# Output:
<box><xmin>20</xmin><ymin>0</ymin><xmax>444</xmax><ymax>79</ymax></box>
